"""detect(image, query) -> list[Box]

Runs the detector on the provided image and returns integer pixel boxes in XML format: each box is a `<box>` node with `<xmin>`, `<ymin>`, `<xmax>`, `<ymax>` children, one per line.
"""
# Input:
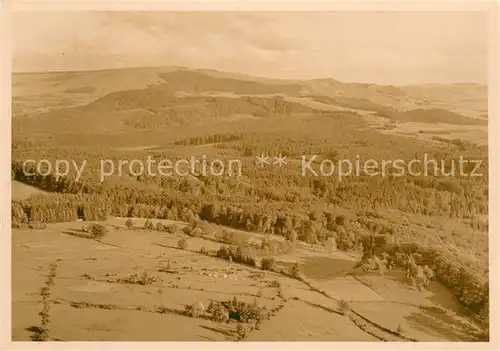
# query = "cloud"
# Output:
<box><xmin>13</xmin><ymin>11</ymin><xmax>488</xmax><ymax>84</ymax></box>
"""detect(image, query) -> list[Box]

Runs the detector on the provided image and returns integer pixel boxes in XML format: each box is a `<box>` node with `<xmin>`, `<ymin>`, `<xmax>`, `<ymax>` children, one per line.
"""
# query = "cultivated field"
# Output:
<box><xmin>12</xmin><ymin>217</ymin><xmax>484</xmax><ymax>342</ymax></box>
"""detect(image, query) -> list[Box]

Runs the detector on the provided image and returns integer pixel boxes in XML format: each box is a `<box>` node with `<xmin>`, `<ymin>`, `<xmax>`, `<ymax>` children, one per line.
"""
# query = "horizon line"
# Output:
<box><xmin>11</xmin><ymin>64</ymin><xmax>488</xmax><ymax>87</ymax></box>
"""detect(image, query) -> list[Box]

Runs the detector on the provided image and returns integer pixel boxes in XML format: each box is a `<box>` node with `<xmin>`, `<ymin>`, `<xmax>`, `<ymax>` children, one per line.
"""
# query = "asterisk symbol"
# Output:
<box><xmin>273</xmin><ymin>153</ymin><xmax>288</xmax><ymax>167</ymax></box>
<box><xmin>255</xmin><ymin>153</ymin><xmax>270</xmax><ymax>168</ymax></box>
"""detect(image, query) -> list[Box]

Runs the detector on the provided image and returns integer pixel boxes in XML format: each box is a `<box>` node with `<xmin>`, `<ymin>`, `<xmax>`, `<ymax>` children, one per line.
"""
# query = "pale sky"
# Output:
<box><xmin>13</xmin><ymin>11</ymin><xmax>489</xmax><ymax>85</ymax></box>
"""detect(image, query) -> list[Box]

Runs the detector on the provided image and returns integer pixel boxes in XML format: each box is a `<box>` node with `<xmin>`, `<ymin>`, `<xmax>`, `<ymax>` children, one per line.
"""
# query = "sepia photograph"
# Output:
<box><xmin>4</xmin><ymin>4</ymin><xmax>497</xmax><ymax>346</ymax></box>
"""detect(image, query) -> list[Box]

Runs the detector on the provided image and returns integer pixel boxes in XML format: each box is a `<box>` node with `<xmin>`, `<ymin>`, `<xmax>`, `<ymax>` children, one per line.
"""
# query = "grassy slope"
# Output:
<box><xmin>10</xmin><ymin>67</ymin><xmax>489</xmax><ymax>341</ymax></box>
<box><xmin>12</xmin><ymin>218</ymin><xmax>484</xmax><ymax>341</ymax></box>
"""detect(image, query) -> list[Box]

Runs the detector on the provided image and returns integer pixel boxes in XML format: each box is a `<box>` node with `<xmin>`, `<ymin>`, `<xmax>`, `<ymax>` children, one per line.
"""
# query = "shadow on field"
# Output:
<box><xmin>299</xmin><ymin>299</ymin><xmax>343</xmax><ymax>316</ymax></box>
<box><xmin>25</xmin><ymin>326</ymin><xmax>65</xmax><ymax>341</ymax></box>
<box><xmin>26</xmin><ymin>325</ymin><xmax>44</xmax><ymax>341</ymax></box>
<box><xmin>405</xmin><ymin>305</ymin><xmax>484</xmax><ymax>341</ymax></box>
<box><xmin>200</xmin><ymin>325</ymin><xmax>235</xmax><ymax>339</ymax></box>
<box><xmin>277</xmin><ymin>256</ymin><xmax>357</xmax><ymax>280</ymax></box>
<box><xmin>62</xmin><ymin>229</ymin><xmax>93</xmax><ymax>239</ymax></box>
<box><xmin>425</xmin><ymin>281</ymin><xmax>466</xmax><ymax>313</ymax></box>
<box><xmin>62</xmin><ymin>230</ymin><xmax>121</xmax><ymax>247</ymax></box>
<box><xmin>155</xmin><ymin>242</ymin><xmax>201</xmax><ymax>255</ymax></box>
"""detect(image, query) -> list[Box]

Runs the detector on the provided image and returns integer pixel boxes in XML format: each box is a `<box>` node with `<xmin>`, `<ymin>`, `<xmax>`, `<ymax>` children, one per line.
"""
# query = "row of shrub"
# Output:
<box><xmin>184</xmin><ymin>296</ymin><xmax>268</xmax><ymax>324</ymax></box>
<box><xmin>213</xmin><ymin>244</ymin><xmax>281</xmax><ymax>273</ymax></box>
<box><xmin>127</xmin><ymin>218</ymin><xmax>183</xmax><ymax>234</ymax></box>
<box><xmin>216</xmin><ymin>245</ymin><xmax>256</xmax><ymax>267</ymax></box>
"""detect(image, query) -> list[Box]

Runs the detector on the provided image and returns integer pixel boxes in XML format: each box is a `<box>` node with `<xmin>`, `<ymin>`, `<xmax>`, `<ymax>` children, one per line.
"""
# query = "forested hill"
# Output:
<box><xmin>11</xmin><ymin>66</ymin><xmax>489</xmax><ymax>325</ymax></box>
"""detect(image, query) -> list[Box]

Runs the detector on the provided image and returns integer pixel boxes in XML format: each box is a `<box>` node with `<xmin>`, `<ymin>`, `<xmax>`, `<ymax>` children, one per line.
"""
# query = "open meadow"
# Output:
<box><xmin>12</xmin><ymin>217</ymin><xmax>486</xmax><ymax>342</ymax></box>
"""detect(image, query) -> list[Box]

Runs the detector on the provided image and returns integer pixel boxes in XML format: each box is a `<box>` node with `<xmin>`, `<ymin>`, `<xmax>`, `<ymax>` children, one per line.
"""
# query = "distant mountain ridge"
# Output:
<box><xmin>12</xmin><ymin>66</ymin><xmax>488</xmax><ymax>135</ymax></box>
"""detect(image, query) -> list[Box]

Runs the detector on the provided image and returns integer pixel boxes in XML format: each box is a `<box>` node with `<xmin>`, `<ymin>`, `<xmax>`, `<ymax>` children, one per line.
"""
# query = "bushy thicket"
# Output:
<box><xmin>260</xmin><ymin>257</ymin><xmax>276</xmax><ymax>271</ymax></box>
<box><xmin>216</xmin><ymin>245</ymin><xmax>256</xmax><ymax>267</ymax></box>
<box><xmin>360</xmin><ymin>236</ymin><xmax>488</xmax><ymax>315</ymax></box>
<box><xmin>207</xmin><ymin>297</ymin><xmax>267</xmax><ymax>323</ymax></box>
<box><xmin>177</xmin><ymin>238</ymin><xmax>189</xmax><ymax>250</ymax></box>
<box><xmin>87</xmin><ymin>223</ymin><xmax>108</xmax><ymax>240</ymax></box>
